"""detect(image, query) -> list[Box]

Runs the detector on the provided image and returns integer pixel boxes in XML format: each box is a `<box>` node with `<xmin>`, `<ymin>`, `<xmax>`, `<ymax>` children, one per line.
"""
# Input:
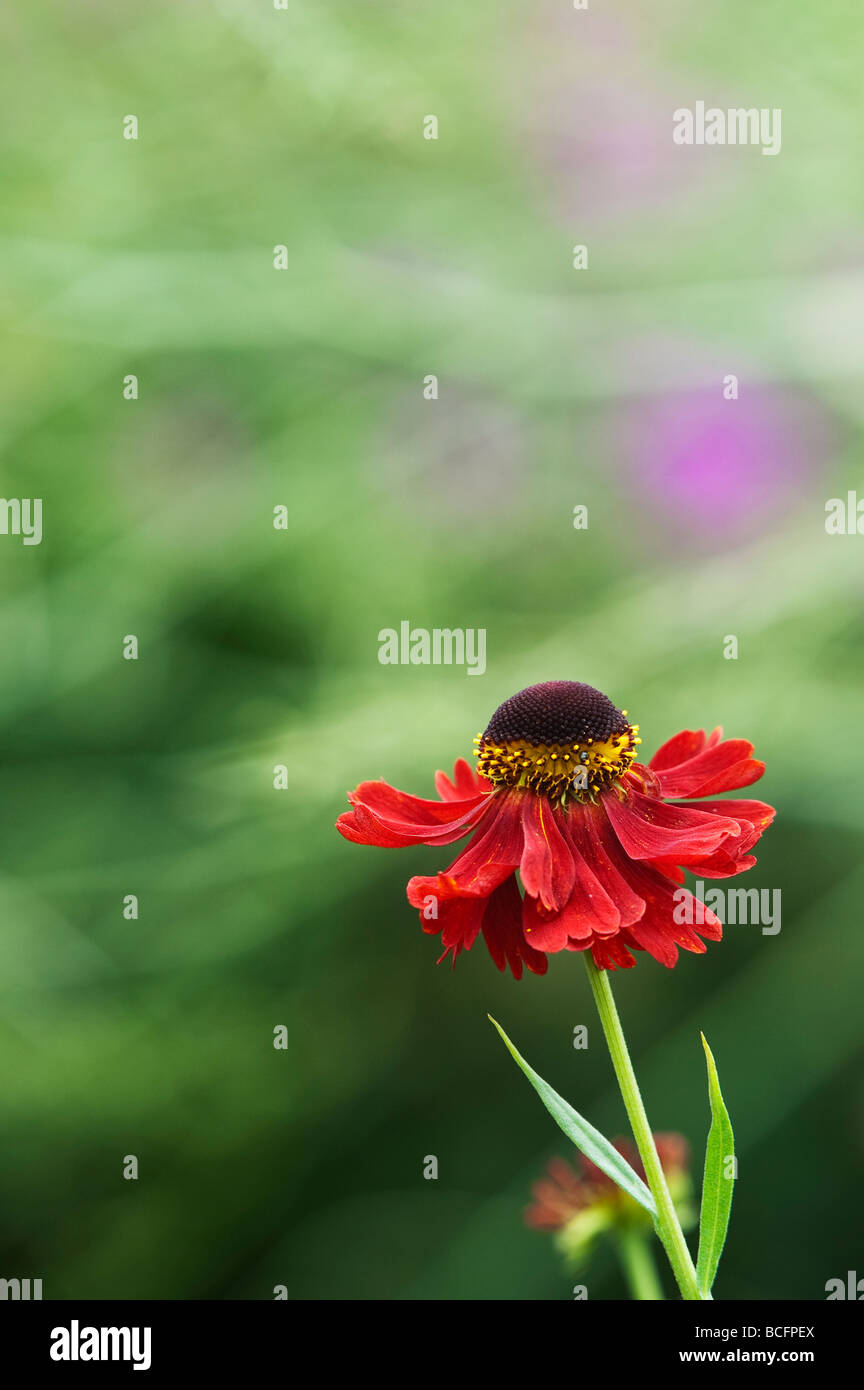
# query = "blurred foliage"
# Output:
<box><xmin>0</xmin><ymin>0</ymin><xmax>862</xmax><ymax>1299</ymax></box>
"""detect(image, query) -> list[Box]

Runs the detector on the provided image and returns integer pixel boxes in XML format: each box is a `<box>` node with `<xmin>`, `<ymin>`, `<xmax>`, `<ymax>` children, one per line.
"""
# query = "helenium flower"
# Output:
<box><xmin>337</xmin><ymin>680</ymin><xmax>774</xmax><ymax>976</ymax></box>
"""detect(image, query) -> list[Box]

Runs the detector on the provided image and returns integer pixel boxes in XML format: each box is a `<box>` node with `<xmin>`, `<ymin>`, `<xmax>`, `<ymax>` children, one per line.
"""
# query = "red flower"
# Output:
<box><xmin>337</xmin><ymin>681</ymin><xmax>774</xmax><ymax>978</ymax></box>
<box><xmin>526</xmin><ymin>1134</ymin><xmax>691</xmax><ymax>1232</ymax></box>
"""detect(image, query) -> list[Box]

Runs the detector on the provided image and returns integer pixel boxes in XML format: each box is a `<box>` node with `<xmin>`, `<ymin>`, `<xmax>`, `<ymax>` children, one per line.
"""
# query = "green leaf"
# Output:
<box><xmin>696</xmin><ymin>1033</ymin><xmax>735</xmax><ymax>1296</ymax></box>
<box><xmin>488</xmin><ymin>1015</ymin><xmax>656</xmax><ymax>1216</ymax></box>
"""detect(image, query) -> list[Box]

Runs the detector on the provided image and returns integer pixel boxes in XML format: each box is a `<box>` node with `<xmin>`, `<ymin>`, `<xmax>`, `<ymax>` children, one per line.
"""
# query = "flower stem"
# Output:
<box><xmin>583</xmin><ymin>954</ymin><xmax>709</xmax><ymax>1301</ymax></box>
<box><xmin>616</xmin><ymin>1227</ymin><xmax>665</xmax><ymax>1301</ymax></box>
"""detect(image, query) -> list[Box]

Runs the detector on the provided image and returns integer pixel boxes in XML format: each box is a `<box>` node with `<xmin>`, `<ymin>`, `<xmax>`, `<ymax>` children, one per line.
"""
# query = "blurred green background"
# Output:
<box><xmin>1</xmin><ymin>0</ymin><xmax>863</xmax><ymax>1300</ymax></box>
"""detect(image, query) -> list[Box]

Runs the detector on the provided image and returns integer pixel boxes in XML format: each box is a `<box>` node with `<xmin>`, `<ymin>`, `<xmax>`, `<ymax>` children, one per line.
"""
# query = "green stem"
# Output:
<box><xmin>583</xmin><ymin>954</ymin><xmax>709</xmax><ymax>1301</ymax></box>
<box><xmin>616</xmin><ymin>1227</ymin><xmax>665</xmax><ymax>1301</ymax></box>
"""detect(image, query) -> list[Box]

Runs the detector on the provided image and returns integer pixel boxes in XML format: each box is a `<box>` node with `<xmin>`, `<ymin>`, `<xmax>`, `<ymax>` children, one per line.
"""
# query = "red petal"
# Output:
<box><xmin>652</xmin><ymin>738</ymin><xmax>764</xmax><ymax>799</ymax></box>
<box><xmin>670</xmin><ymin>798</ymin><xmax>775</xmax><ymax>877</ymax></box>
<box><xmin>482</xmin><ymin>877</ymin><xmax>548</xmax><ymax>980</ymax></box>
<box><xmin>338</xmin><ymin>779</ymin><xmax>489</xmax><ymax>847</ymax></box>
<box><xmin>521</xmin><ymin>892</ymin><xmax>572</xmax><ymax>952</ymax></box>
<box><xmin>680</xmin><ymin>758</ymin><xmax>766</xmax><ymax>798</ymax></box>
<box><xmin>520</xmin><ymin>807</ymin><xmax>626</xmax><ymax>952</ymax></box>
<box><xmin>588</xmin><ymin>935</ymin><xmax>636</xmax><ymax>970</ymax></box>
<box><xmin>649</xmin><ymin>728</ymin><xmax>710</xmax><ymax>771</ymax></box>
<box><xmin>597</xmin><ymin>814</ymin><xmax>723</xmax><ymax>967</ymax></box>
<box><xmin>627</xmin><ymin>868</ymin><xmax>722</xmax><ymax>965</ymax></box>
<box><xmin>647</xmin><ymin>859</ymin><xmax>687</xmax><ymax>883</ymax></box>
<box><xmin>350</xmin><ymin>777</ymin><xmax>487</xmax><ymax>825</ymax></box>
<box><xmin>519</xmin><ymin>797</ymin><xmax>576</xmax><ymax>913</ymax></box>
<box><xmin>684</xmin><ymin>798</ymin><xmax>775</xmax><ymax>833</ymax></box>
<box><xmin>555</xmin><ymin>812</ymin><xmax>622</xmax><ymax>938</ymax></box>
<box><xmin>579</xmin><ymin>806</ymin><xmax>646</xmax><ymax>928</ymax></box>
<box><xmin>406</xmin><ymin>790</ymin><xmax>524</xmax><ymax>903</ymax></box>
<box><xmin>434</xmin><ymin>758</ymin><xmax>488</xmax><ymax>802</ymax></box>
<box><xmin>438</xmin><ymin>895</ymin><xmax>486</xmax><ymax>954</ymax></box>
<box><xmin>679</xmin><ymin>850</ymin><xmax>758</xmax><ymax>879</ymax></box>
<box><xmin>603</xmin><ymin>788</ymin><xmax>741</xmax><ymax>861</ymax></box>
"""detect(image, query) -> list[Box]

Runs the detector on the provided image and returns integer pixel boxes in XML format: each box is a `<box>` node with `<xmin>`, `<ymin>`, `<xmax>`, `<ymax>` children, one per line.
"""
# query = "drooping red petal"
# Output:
<box><xmin>628</xmin><ymin>879</ymin><xmax>722</xmax><ymax>961</ymax></box>
<box><xmin>684</xmin><ymin>799</ymin><xmax>776</xmax><ymax>834</ymax></box>
<box><xmin>646</xmin><ymin>859</ymin><xmax>687</xmax><ymax>883</ymax></box>
<box><xmin>519</xmin><ymin>806</ymin><xmax>635</xmax><ymax>952</ymax></box>
<box><xmin>578</xmin><ymin>806</ymin><xmax>647</xmax><ymax>929</ymax></box>
<box><xmin>597</xmin><ymin>810</ymin><xmax>724</xmax><ymax>967</ymax></box>
<box><xmin>414</xmin><ymin>884</ymin><xmax>492</xmax><ymax>968</ymax></box>
<box><xmin>560</xmin><ymin>813</ymin><xmax>621</xmax><ymax>938</ymax></box>
<box><xmin>337</xmin><ymin>778</ymin><xmax>489</xmax><ymax>847</ymax></box>
<box><xmin>668</xmin><ymin>798</ymin><xmax>775</xmax><ymax>877</ymax></box>
<box><xmin>481</xmin><ymin>876</ymin><xmax>548</xmax><ymax>980</ymax></box>
<box><xmin>427</xmin><ymin>876</ymin><xmax>547</xmax><ymax>979</ymax></box>
<box><xmin>651</xmin><ymin>738</ymin><xmax>764</xmax><ymax>800</ymax></box>
<box><xmin>434</xmin><ymin>758</ymin><xmax>488</xmax><ymax>802</ymax></box>
<box><xmin>682</xmin><ymin>758</ymin><xmax>766</xmax><ymax>798</ymax></box>
<box><xmin>406</xmin><ymin>813</ymin><xmax>549</xmax><ymax>977</ymax></box>
<box><xmin>586</xmin><ymin>933</ymin><xmax>636</xmax><ymax>970</ymax></box>
<box><xmin>406</xmin><ymin>790</ymin><xmax>524</xmax><ymax>905</ymax></box>
<box><xmin>348</xmin><ymin>778</ymin><xmax>487</xmax><ymax>824</ymax></box>
<box><xmin>436</xmin><ymin>894</ymin><xmax>486</xmax><ymax>956</ymax></box>
<box><xmin>603</xmin><ymin>787</ymin><xmax>741</xmax><ymax>861</ymax></box>
<box><xmin>522</xmin><ymin>812</ymin><xmax>623</xmax><ymax>951</ymax></box>
<box><xmin>519</xmin><ymin>796</ymin><xmax>576</xmax><ymax>914</ymax></box>
<box><xmin>521</xmin><ymin>892</ymin><xmax>569</xmax><ymax>953</ymax></box>
<box><xmin>678</xmin><ymin>849</ymin><xmax>758</xmax><ymax>879</ymax></box>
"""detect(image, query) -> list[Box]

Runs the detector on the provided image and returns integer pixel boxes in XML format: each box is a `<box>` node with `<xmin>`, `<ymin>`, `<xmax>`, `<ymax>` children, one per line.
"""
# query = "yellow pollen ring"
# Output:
<box><xmin>474</xmin><ymin>726</ymin><xmax>640</xmax><ymax>802</ymax></box>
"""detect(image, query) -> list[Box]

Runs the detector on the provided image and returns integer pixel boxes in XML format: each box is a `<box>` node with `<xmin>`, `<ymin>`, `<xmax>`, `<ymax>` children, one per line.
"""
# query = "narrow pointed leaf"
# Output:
<box><xmin>489</xmin><ymin>1015</ymin><xmax>656</xmax><ymax>1216</ymax></box>
<box><xmin>696</xmin><ymin>1033</ymin><xmax>735</xmax><ymax>1296</ymax></box>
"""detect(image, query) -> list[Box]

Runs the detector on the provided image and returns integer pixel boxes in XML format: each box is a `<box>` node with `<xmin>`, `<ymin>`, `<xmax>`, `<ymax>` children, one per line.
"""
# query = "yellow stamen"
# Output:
<box><xmin>474</xmin><ymin>724</ymin><xmax>640</xmax><ymax>803</ymax></box>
